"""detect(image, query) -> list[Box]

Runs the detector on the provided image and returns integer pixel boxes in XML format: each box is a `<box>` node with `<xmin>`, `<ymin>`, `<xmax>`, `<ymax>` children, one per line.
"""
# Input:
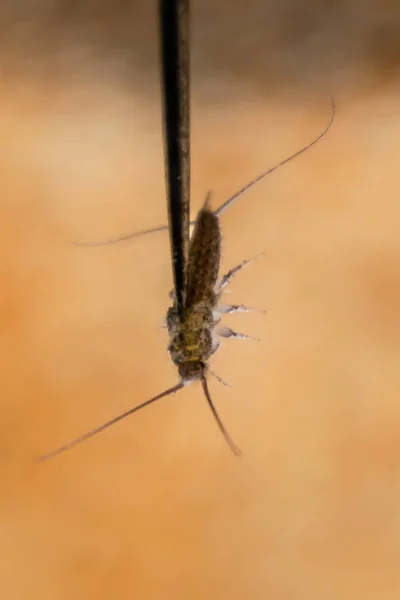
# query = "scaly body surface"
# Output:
<box><xmin>167</xmin><ymin>199</ymin><xmax>221</xmax><ymax>382</ymax></box>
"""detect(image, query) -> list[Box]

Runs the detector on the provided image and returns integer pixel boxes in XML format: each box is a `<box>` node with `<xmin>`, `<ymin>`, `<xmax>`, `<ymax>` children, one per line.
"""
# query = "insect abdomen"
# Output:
<box><xmin>185</xmin><ymin>201</ymin><xmax>221</xmax><ymax>307</ymax></box>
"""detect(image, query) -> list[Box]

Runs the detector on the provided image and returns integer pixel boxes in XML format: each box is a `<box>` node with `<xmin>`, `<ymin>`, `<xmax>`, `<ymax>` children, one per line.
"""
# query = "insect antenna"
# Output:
<box><xmin>214</xmin><ymin>96</ymin><xmax>335</xmax><ymax>217</ymax></box>
<box><xmin>36</xmin><ymin>381</ymin><xmax>185</xmax><ymax>462</ymax></box>
<box><xmin>201</xmin><ymin>376</ymin><xmax>241</xmax><ymax>456</ymax></box>
<box><xmin>73</xmin><ymin>224</ymin><xmax>170</xmax><ymax>247</ymax></box>
<box><xmin>74</xmin><ymin>97</ymin><xmax>335</xmax><ymax>247</ymax></box>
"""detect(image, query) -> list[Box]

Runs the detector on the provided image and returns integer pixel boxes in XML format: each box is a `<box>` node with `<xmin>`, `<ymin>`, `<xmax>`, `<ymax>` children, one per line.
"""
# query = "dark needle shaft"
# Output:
<box><xmin>159</xmin><ymin>0</ymin><xmax>190</xmax><ymax>314</ymax></box>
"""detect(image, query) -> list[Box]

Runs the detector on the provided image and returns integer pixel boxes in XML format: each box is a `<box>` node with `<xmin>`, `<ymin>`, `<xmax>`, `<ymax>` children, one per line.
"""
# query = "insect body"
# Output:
<box><xmin>167</xmin><ymin>196</ymin><xmax>241</xmax><ymax>453</ymax></box>
<box><xmin>36</xmin><ymin>107</ymin><xmax>336</xmax><ymax>463</ymax></box>
<box><xmin>166</xmin><ymin>193</ymin><xmax>263</xmax><ymax>455</ymax></box>
<box><xmin>36</xmin><ymin>0</ymin><xmax>335</xmax><ymax>462</ymax></box>
<box><xmin>168</xmin><ymin>196</ymin><xmax>220</xmax><ymax>382</ymax></box>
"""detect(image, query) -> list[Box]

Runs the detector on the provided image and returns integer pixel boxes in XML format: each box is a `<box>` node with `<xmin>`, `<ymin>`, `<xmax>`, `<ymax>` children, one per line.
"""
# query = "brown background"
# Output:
<box><xmin>1</xmin><ymin>1</ymin><xmax>400</xmax><ymax>598</ymax></box>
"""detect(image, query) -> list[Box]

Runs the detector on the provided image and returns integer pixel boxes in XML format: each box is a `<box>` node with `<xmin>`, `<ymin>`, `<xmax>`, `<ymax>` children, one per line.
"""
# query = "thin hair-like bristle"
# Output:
<box><xmin>36</xmin><ymin>382</ymin><xmax>185</xmax><ymax>462</ymax></box>
<box><xmin>201</xmin><ymin>376</ymin><xmax>241</xmax><ymax>456</ymax></box>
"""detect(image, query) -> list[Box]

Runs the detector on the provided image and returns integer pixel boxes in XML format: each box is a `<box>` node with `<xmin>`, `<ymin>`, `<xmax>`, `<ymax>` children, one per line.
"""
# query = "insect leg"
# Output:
<box><xmin>214</xmin><ymin>303</ymin><xmax>266</xmax><ymax>316</ymax></box>
<box><xmin>208</xmin><ymin>369</ymin><xmax>232</xmax><ymax>387</ymax></box>
<box><xmin>210</xmin><ymin>334</ymin><xmax>221</xmax><ymax>356</ymax></box>
<box><xmin>215</xmin><ymin>253</ymin><xmax>264</xmax><ymax>294</ymax></box>
<box><xmin>216</xmin><ymin>326</ymin><xmax>260</xmax><ymax>342</ymax></box>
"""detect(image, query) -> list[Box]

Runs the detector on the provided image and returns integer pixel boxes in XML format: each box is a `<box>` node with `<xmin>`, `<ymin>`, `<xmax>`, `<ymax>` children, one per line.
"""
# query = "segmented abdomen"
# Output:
<box><xmin>185</xmin><ymin>202</ymin><xmax>221</xmax><ymax>308</ymax></box>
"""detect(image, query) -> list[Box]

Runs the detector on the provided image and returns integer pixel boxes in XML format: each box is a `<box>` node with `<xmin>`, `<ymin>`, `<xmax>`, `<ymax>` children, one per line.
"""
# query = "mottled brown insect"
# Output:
<box><xmin>35</xmin><ymin>101</ymin><xmax>332</xmax><ymax>463</ymax></box>
<box><xmin>166</xmin><ymin>194</ymin><xmax>240</xmax><ymax>453</ymax></box>
<box><xmin>168</xmin><ymin>197</ymin><xmax>220</xmax><ymax>382</ymax></box>
<box><xmin>36</xmin><ymin>110</ymin><xmax>334</xmax><ymax>463</ymax></box>
<box><xmin>36</xmin><ymin>0</ymin><xmax>335</xmax><ymax>462</ymax></box>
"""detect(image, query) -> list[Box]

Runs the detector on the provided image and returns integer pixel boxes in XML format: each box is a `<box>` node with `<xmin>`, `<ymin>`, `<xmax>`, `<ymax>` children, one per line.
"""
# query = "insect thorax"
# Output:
<box><xmin>167</xmin><ymin>299</ymin><xmax>217</xmax><ymax>381</ymax></box>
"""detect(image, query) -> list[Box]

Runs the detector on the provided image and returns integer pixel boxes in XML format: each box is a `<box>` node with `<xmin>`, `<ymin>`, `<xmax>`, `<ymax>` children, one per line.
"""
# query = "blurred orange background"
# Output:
<box><xmin>1</xmin><ymin>1</ymin><xmax>400</xmax><ymax>598</ymax></box>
